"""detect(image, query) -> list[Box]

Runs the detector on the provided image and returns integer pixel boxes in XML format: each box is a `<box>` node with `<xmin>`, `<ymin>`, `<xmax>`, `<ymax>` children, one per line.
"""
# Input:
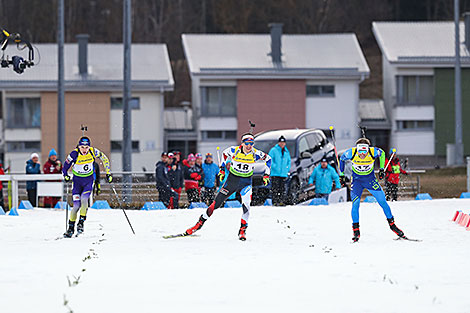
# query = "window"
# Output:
<box><xmin>306</xmin><ymin>85</ymin><xmax>335</xmax><ymax>97</ymax></box>
<box><xmin>306</xmin><ymin>133</ymin><xmax>324</xmax><ymax>153</ymax></box>
<box><xmin>201</xmin><ymin>130</ymin><xmax>237</xmax><ymax>141</ymax></box>
<box><xmin>201</xmin><ymin>87</ymin><xmax>236</xmax><ymax>116</ymax></box>
<box><xmin>6</xmin><ymin>98</ymin><xmax>40</xmax><ymax>128</ymax></box>
<box><xmin>298</xmin><ymin>137</ymin><xmax>310</xmax><ymax>156</ymax></box>
<box><xmin>111</xmin><ymin>97</ymin><xmax>140</xmax><ymax>110</ymax></box>
<box><xmin>396</xmin><ymin>120</ymin><xmax>433</xmax><ymax>131</ymax></box>
<box><xmin>396</xmin><ymin>76</ymin><xmax>433</xmax><ymax>106</ymax></box>
<box><xmin>6</xmin><ymin>141</ymin><xmax>40</xmax><ymax>152</ymax></box>
<box><xmin>110</xmin><ymin>141</ymin><xmax>140</xmax><ymax>152</ymax></box>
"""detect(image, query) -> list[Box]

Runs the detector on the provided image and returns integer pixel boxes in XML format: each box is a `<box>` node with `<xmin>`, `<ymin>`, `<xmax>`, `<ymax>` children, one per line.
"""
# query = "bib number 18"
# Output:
<box><xmin>236</xmin><ymin>163</ymin><xmax>249</xmax><ymax>172</ymax></box>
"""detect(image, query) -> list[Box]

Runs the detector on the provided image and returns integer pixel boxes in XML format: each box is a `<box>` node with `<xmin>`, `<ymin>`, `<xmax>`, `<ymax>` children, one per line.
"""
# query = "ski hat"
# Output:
<box><xmin>78</xmin><ymin>136</ymin><xmax>91</xmax><ymax>147</ymax></box>
<box><xmin>195</xmin><ymin>153</ymin><xmax>202</xmax><ymax>159</ymax></box>
<box><xmin>278</xmin><ymin>136</ymin><xmax>286</xmax><ymax>143</ymax></box>
<box><xmin>161</xmin><ymin>152</ymin><xmax>168</xmax><ymax>157</ymax></box>
<box><xmin>187</xmin><ymin>153</ymin><xmax>196</xmax><ymax>162</ymax></box>
<box><xmin>168</xmin><ymin>152</ymin><xmax>174</xmax><ymax>158</ymax></box>
<box><xmin>30</xmin><ymin>153</ymin><xmax>39</xmax><ymax>159</ymax></box>
<box><xmin>49</xmin><ymin>149</ymin><xmax>57</xmax><ymax>157</ymax></box>
<box><xmin>205</xmin><ymin>153</ymin><xmax>213</xmax><ymax>159</ymax></box>
<box><xmin>241</xmin><ymin>133</ymin><xmax>254</xmax><ymax>143</ymax></box>
<box><xmin>321</xmin><ymin>158</ymin><xmax>327</xmax><ymax>163</ymax></box>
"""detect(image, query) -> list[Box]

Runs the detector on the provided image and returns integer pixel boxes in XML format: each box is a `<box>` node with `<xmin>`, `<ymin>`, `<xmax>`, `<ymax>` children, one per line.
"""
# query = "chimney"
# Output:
<box><xmin>76</xmin><ymin>34</ymin><xmax>89</xmax><ymax>76</ymax></box>
<box><xmin>269</xmin><ymin>23</ymin><xmax>283</xmax><ymax>67</ymax></box>
<box><xmin>465</xmin><ymin>13</ymin><xmax>470</xmax><ymax>52</ymax></box>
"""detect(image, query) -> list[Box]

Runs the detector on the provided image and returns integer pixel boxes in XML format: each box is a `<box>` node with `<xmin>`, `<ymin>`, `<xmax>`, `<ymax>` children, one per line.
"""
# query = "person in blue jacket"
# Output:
<box><xmin>26</xmin><ymin>153</ymin><xmax>41</xmax><ymax>207</ymax></box>
<box><xmin>308</xmin><ymin>158</ymin><xmax>341</xmax><ymax>199</ymax></box>
<box><xmin>201</xmin><ymin>153</ymin><xmax>219</xmax><ymax>205</ymax></box>
<box><xmin>268</xmin><ymin>136</ymin><xmax>291</xmax><ymax>206</ymax></box>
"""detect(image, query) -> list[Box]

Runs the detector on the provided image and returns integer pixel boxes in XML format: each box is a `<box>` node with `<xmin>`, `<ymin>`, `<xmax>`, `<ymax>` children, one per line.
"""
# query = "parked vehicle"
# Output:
<box><xmin>252</xmin><ymin>129</ymin><xmax>337</xmax><ymax>205</ymax></box>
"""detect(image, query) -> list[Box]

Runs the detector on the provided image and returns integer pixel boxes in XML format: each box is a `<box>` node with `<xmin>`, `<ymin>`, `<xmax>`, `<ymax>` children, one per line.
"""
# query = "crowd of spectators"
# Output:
<box><xmin>25</xmin><ymin>149</ymin><xmax>64</xmax><ymax>208</ymax></box>
<box><xmin>158</xmin><ymin>137</ymin><xmax>345</xmax><ymax>208</ymax></box>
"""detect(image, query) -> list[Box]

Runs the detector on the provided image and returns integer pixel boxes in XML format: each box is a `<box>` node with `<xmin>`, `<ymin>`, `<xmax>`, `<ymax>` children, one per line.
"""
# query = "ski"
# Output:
<box><xmin>394</xmin><ymin>236</ymin><xmax>422</xmax><ymax>242</ymax></box>
<box><xmin>162</xmin><ymin>233</ymin><xmax>198</xmax><ymax>239</ymax></box>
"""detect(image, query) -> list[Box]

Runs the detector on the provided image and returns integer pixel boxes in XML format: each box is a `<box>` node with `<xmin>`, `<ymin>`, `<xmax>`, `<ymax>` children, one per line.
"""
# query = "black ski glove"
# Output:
<box><xmin>378</xmin><ymin>168</ymin><xmax>385</xmax><ymax>180</ymax></box>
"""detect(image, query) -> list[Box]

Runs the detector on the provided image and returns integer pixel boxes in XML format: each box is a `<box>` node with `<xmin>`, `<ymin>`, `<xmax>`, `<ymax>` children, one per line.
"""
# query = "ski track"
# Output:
<box><xmin>1</xmin><ymin>199</ymin><xmax>470</xmax><ymax>313</ymax></box>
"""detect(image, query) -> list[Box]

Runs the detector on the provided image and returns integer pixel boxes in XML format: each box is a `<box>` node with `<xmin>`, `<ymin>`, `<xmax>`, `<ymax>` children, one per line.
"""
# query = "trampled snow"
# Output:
<box><xmin>1</xmin><ymin>199</ymin><xmax>470</xmax><ymax>313</ymax></box>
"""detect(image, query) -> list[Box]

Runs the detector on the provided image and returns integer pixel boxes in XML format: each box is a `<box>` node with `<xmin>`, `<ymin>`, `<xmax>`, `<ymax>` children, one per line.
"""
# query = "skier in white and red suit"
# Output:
<box><xmin>185</xmin><ymin>133</ymin><xmax>271</xmax><ymax>240</ymax></box>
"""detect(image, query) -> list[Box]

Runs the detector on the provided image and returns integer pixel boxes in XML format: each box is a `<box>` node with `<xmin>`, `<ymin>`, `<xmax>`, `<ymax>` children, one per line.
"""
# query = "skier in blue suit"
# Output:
<box><xmin>340</xmin><ymin>137</ymin><xmax>406</xmax><ymax>242</ymax></box>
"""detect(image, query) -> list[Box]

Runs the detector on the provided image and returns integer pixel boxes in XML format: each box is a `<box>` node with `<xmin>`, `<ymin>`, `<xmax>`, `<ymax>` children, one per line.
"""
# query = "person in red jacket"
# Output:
<box><xmin>183</xmin><ymin>154</ymin><xmax>203</xmax><ymax>204</ymax></box>
<box><xmin>385</xmin><ymin>150</ymin><xmax>408</xmax><ymax>201</ymax></box>
<box><xmin>43</xmin><ymin>149</ymin><xmax>63</xmax><ymax>208</ymax></box>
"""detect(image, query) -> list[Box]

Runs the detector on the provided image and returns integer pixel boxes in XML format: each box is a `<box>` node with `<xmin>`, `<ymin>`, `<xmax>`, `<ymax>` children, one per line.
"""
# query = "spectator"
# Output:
<box><xmin>385</xmin><ymin>150</ymin><xmax>408</xmax><ymax>201</ymax></box>
<box><xmin>195</xmin><ymin>153</ymin><xmax>205</xmax><ymax>187</ymax></box>
<box><xmin>183</xmin><ymin>154</ymin><xmax>203</xmax><ymax>204</ymax></box>
<box><xmin>268</xmin><ymin>136</ymin><xmax>291</xmax><ymax>206</ymax></box>
<box><xmin>0</xmin><ymin>162</ymin><xmax>5</xmax><ymax>211</ymax></box>
<box><xmin>168</xmin><ymin>151</ymin><xmax>184</xmax><ymax>209</ymax></box>
<box><xmin>308</xmin><ymin>158</ymin><xmax>341</xmax><ymax>199</ymax></box>
<box><xmin>156</xmin><ymin>152</ymin><xmax>179</xmax><ymax>209</ymax></box>
<box><xmin>26</xmin><ymin>153</ymin><xmax>41</xmax><ymax>207</ymax></box>
<box><xmin>42</xmin><ymin>149</ymin><xmax>63</xmax><ymax>208</ymax></box>
<box><xmin>201</xmin><ymin>153</ymin><xmax>219</xmax><ymax>205</ymax></box>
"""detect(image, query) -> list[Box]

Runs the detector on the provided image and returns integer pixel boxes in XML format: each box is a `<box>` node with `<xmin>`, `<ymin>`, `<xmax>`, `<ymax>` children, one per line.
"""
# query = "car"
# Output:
<box><xmin>251</xmin><ymin>129</ymin><xmax>338</xmax><ymax>205</ymax></box>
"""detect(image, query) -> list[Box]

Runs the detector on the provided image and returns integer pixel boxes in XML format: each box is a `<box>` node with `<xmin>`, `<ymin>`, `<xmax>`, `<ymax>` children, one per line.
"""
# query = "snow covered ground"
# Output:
<box><xmin>1</xmin><ymin>199</ymin><xmax>470</xmax><ymax>313</ymax></box>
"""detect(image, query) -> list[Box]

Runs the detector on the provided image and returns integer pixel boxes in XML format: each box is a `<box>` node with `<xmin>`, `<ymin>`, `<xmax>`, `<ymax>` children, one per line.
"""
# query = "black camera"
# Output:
<box><xmin>11</xmin><ymin>55</ymin><xmax>26</xmax><ymax>74</ymax></box>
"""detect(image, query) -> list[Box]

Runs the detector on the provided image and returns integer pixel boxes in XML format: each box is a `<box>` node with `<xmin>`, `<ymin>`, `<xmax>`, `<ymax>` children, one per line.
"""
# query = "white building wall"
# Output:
<box><xmin>394</xmin><ymin>131</ymin><xmax>435</xmax><ymax>155</ymax></box>
<box><xmin>4</xmin><ymin>89</ymin><xmax>42</xmax><ymax>172</ymax></box>
<box><xmin>194</xmin><ymin>79</ymin><xmax>238</xmax><ymax>154</ymax></box>
<box><xmin>391</xmin><ymin>106</ymin><xmax>435</xmax><ymax>155</ymax></box>
<box><xmin>110</xmin><ymin>92</ymin><xmax>164</xmax><ymax>172</ymax></box>
<box><xmin>385</xmin><ymin>66</ymin><xmax>435</xmax><ymax>155</ymax></box>
<box><xmin>305</xmin><ymin>80</ymin><xmax>360</xmax><ymax>151</ymax></box>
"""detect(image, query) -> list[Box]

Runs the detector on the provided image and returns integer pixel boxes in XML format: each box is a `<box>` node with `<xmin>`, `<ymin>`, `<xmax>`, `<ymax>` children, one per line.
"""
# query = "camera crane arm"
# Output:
<box><xmin>0</xmin><ymin>27</ymin><xmax>35</xmax><ymax>74</ymax></box>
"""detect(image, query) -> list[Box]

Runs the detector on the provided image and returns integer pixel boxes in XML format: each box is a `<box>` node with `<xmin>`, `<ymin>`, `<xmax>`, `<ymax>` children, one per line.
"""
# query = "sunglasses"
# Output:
<box><xmin>356</xmin><ymin>144</ymin><xmax>369</xmax><ymax>154</ymax></box>
<box><xmin>243</xmin><ymin>141</ymin><xmax>254</xmax><ymax>146</ymax></box>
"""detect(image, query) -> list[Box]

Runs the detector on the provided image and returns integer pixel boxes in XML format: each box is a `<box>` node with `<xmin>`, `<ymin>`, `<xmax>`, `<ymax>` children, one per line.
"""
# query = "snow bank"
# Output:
<box><xmin>1</xmin><ymin>199</ymin><xmax>470</xmax><ymax>313</ymax></box>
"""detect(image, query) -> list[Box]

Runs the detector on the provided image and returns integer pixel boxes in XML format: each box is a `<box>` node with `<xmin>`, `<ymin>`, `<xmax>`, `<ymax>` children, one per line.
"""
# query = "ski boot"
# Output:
<box><xmin>387</xmin><ymin>217</ymin><xmax>405</xmax><ymax>238</ymax></box>
<box><xmin>77</xmin><ymin>215</ymin><xmax>86</xmax><ymax>234</ymax></box>
<box><xmin>185</xmin><ymin>215</ymin><xmax>206</xmax><ymax>235</ymax></box>
<box><xmin>352</xmin><ymin>223</ymin><xmax>360</xmax><ymax>242</ymax></box>
<box><xmin>238</xmin><ymin>220</ymin><xmax>248</xmax><ymax>241</ymax></box>
<box><xmin>64</xmin><ymin>221</ymin><xmax>75</xmax><ymax>238</ymax></box>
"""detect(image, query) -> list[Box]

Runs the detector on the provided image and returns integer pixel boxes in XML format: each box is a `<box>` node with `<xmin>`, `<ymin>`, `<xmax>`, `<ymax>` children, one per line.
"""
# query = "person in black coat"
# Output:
<box><xmin>26</xmin><ymin>153</ymin><xmax>41</xmax><ymax>207</ymax></box>
<box><xmin>156</xmin><ymin>152</ymin><xmax>179</xmax><ymax>209</ymax></box>
<box><xmin>168</xmin><ymin>152</ymin><xmax>184</xmax><ymax>208</ymax></box>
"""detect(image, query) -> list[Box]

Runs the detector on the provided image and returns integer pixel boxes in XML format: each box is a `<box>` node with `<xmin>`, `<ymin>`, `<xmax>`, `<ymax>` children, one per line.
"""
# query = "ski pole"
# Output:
<box><xmin>384</xmin><ymin>148</ymin><xmax>396</xmax><ymax>171</ymax></box>
<box><xmin>216</xmin><ymin>146</ymin><xmax>221</xmax><ymax>166</ymax></box>
<box><xmin>329</xmin><ymin>126</ymin><xmax>341</xmax><ymax>172</ymax></box>
<box><xmin>111</xmin><ymin>184</ymin><xmax>135</xmax><ymax>235</ymax></box>
<box><xmin>65</xmin><ymin>182</ymin><xmax>69</xmax><ymax>231</ymax></box>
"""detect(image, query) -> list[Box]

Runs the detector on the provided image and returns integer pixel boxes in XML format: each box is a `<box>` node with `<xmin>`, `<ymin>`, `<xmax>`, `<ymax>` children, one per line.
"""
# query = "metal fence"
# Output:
<box><xmin>0</xmin><ymin>170</ymin><xmax>426</xmax><ymax>210</ymax></box>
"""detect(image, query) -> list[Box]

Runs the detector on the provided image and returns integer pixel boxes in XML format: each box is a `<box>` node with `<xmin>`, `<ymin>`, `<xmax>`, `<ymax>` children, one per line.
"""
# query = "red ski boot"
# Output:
<box><xmin>387</xmin><ymin>218</ymin><xmax>405</xmax><ymax>238</ymax></box>
<box><xmin>238</xmin><ymin>220</ymin><xmax>248</xmax><ymax>241</ymax></box>
<box><xmin>352</xmin><ymin>223</ymin><xmax>360</xmax><ymax>242</ymax></box>
<box><xmin>185</xmin><ymin>215</ymin><xmax>206</xmax><ymax>235</ymax></box>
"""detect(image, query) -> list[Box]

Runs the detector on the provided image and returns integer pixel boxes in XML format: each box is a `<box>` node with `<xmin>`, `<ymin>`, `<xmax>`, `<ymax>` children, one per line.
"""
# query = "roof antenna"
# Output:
<box><xmin>81</xmin><ymin>124</ymin><xmax>88</xmax><ymax>136</ymax></box>
<box><xmin>249</xmin><ymin>120</ymin><xmax>256</xmax><ymax>134</ymax></box>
